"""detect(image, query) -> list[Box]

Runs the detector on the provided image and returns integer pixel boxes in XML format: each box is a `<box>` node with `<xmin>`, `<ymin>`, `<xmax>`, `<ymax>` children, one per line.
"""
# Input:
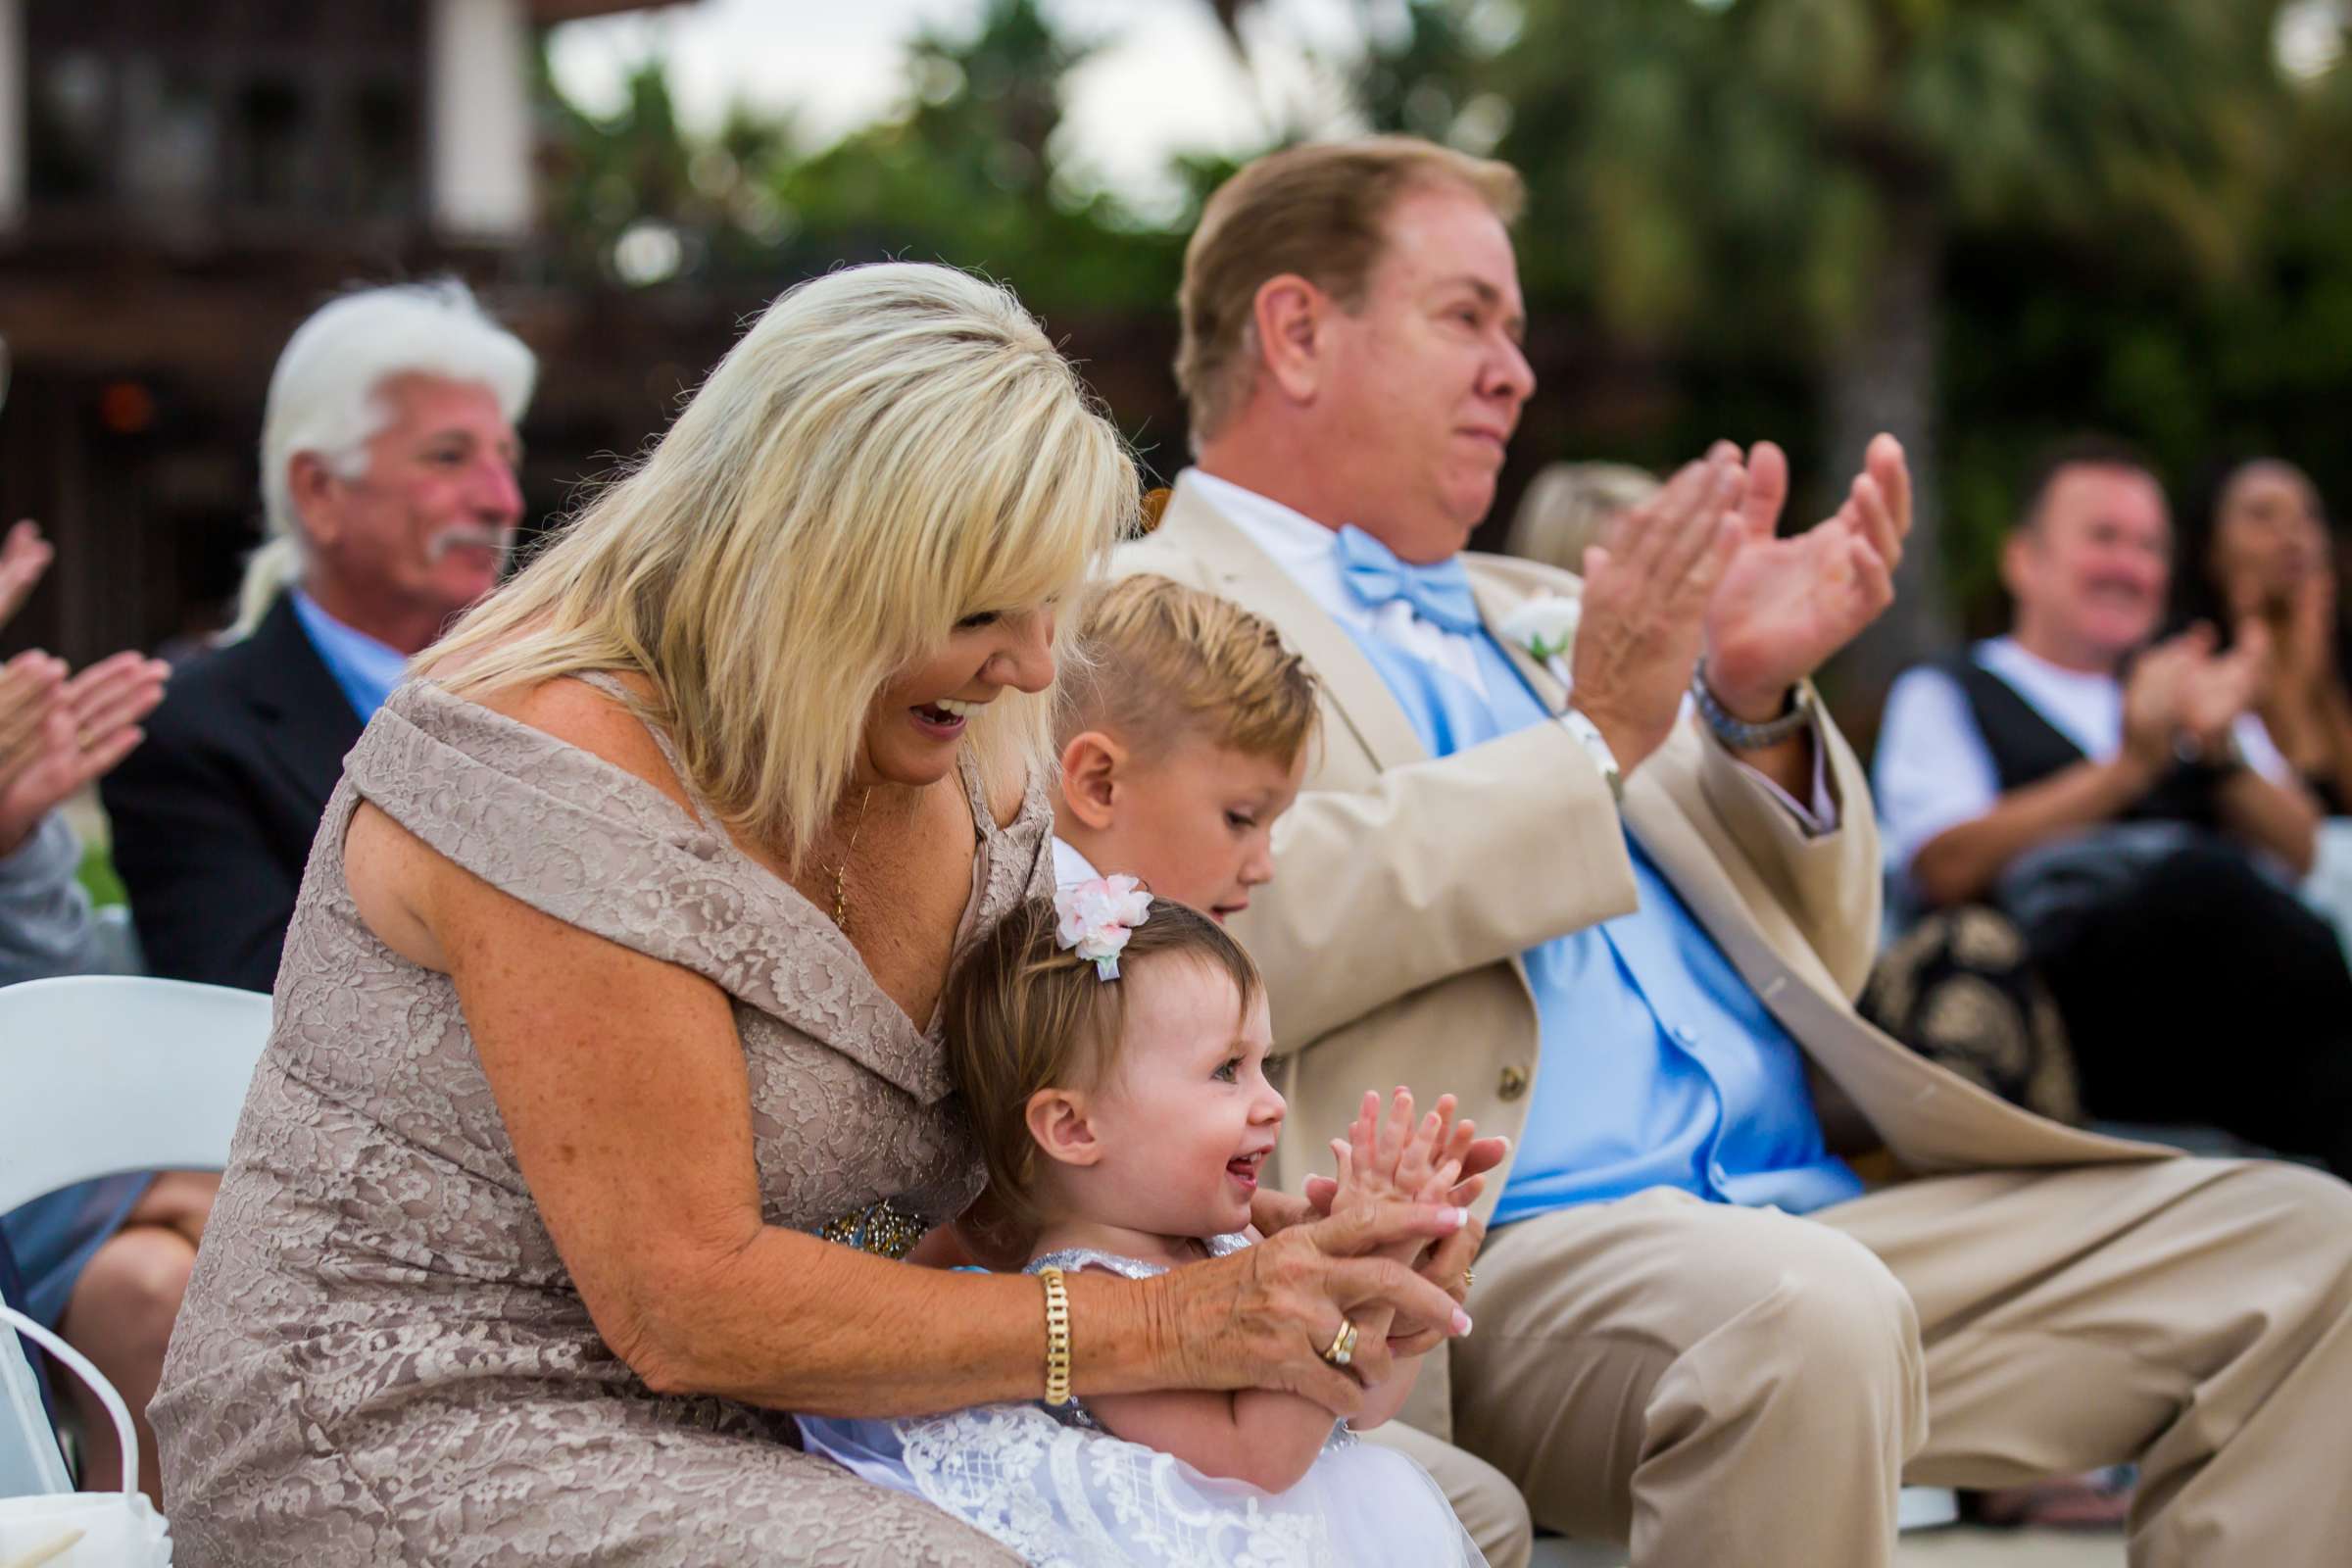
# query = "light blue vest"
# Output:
<box><xmin>1338</xmin><ymin>623</ymin><xmax>1863</xmax><ymax>1223</ymax></box>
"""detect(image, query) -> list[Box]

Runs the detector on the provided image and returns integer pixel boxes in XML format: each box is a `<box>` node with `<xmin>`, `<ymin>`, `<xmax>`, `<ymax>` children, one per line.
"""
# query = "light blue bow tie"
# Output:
<box><xmin>1336</xmin><ymin>525</ymin><xmax>1483</xmax><ymax>635</ymax></box>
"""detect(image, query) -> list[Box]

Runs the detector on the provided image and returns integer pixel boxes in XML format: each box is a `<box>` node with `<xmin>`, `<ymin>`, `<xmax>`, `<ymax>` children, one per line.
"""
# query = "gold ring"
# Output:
<box><xmin>74</xmin><ymin>727</ymin><xmax>93</xmax><ymax>751</ymax></box>
<box><xmin>1321</xmin><ymin>1318</ymin><xmax>1359</xmax><ymax>1368</ymax></box>
<box><xmin>1462</xmin><ymin>1267</ymin><xmax>1475</xmax><ymax>1293</ymax></box>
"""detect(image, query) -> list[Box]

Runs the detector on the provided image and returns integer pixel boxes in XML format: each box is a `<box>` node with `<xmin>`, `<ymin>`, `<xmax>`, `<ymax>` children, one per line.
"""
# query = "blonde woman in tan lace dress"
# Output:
<box><xmin>148</xmin><ymin>264</ymin><xmax>1474</xmax><ymax>1566</ymax></box>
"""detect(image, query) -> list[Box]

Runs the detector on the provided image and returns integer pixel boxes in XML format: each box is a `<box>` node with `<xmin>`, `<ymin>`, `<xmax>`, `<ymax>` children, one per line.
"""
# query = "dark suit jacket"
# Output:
<box><xmin>101</xmin><ymin>593</ymin><xmax>366</xmax><ymax>994</ymax></box>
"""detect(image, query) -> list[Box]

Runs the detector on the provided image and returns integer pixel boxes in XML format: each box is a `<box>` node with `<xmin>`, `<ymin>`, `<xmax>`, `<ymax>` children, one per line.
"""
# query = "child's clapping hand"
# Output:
<box><xmin>1329</xmin><ymin>1089</ymin><xmax>1465</xmax><ymax>1266</ymax></box>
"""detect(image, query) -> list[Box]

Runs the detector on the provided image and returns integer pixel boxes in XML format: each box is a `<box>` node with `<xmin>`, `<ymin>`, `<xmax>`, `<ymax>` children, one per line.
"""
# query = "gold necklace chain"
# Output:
<box><xmin>830</xmin><ymin>787</ymin><xmax>875</xmax><ymax>936</ymax></box>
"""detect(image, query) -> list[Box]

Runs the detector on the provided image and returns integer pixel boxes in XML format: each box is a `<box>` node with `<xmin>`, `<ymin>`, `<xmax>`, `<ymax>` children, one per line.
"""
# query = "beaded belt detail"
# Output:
<box><xmin>817</xmin><ymin>1198</ymin><xmax>929</xmax><ymax>1260</ymax></box>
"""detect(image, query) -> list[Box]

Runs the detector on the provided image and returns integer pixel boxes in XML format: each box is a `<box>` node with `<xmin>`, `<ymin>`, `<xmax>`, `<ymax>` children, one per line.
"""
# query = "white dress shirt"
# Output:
<box><xmin>1185</xmin><ymin>470</ymin><xmax>1495</xmax><ymax>695</ymax></box>
<box><xmin>1181</xmin><ymin>468</ymin><xmax>1837</xmax><ymax>829</ymax></box>
<box><xmin>1052</xmin><ymin>836</ymin><xmax>1102</xmax><ymax>889</ymax></box>
<box><xmin>1874</xmin><ymin>635</ymin><xmax>2295</xmax><ymax>878</ymax></box>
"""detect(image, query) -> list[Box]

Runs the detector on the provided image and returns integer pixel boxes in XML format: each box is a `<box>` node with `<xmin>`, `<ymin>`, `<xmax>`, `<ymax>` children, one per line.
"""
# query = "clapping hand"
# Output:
<box><xmin>0</xmin><ymin>519</ymin><xmax>171</xmax><ymax>855</ymax></box>
<box><xmin>0</xmin><ymin>651</ymin><xmax>170</xmax><ymax>855</ymax></box>
<box><xmin>0</xmin><ymin>650</ymin><xmax>67</xmax><ymax>805</ymax></box>
<box><xmin>1701</xmin><ymin>434</ymin><xmax>1911</xmax><ymax>720</ymax></box>
<box><xmin>2118</xmin><ymin>622</ymin><xmax>2269</xmax><ymax>776</ymax></box>
<box><xmin>0</xmin><ymin>520</ymin><xmax>53</xmax><ymax>628</ymax></box>
<box><xmin>1325</xmin><ymin>1090</ymin><xmax>1465</xmax><ymax>1267</ymax></box>
<box><xmin>0</xmin><ymin>521</ymin><xmax>65</xmax><ymax>808</ymax></box>
<box><xmin>2177</xmin><ymin>622</ymin><xmax>2271</xmax><ymax>756</ymax></box>
<box><xmin>2280</xmin><ymin>573</ymin><xmax>2339</xmax><ymax>694</ymax></box>
<box><xmin>1311</xmin><ymin>1092</ymin><xmax>1493</xmax><ymax>1354</ymax></box>
<box><xmin>1569</xmin><ymin>450</ymin><xmax>1748</xmax><ymax>773</ymax></box>
<box><xmin>2120</xmin><ymin>634</ymin><xmax>2195</xmax><ymax>774</ymax></box>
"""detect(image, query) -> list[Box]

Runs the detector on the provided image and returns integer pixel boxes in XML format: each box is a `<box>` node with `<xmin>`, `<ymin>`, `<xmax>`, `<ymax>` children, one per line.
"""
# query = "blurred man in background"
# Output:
<box><xmin>102</xmin><ymin>282</ymin><xmax>535</xmax><ymax>994</ymax></box>
<box><xmin>1877</xmin><ymin>438</ymin><xmax>2352</xmax><ymax>1173</ymax></box>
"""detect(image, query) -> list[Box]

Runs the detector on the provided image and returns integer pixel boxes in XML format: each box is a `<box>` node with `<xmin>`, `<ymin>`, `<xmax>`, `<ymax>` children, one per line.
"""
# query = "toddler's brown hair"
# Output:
<box><xmin>943</xmin><ymin>894</ymin><xmax>1262</xmax><ymax>1237</ymax></box>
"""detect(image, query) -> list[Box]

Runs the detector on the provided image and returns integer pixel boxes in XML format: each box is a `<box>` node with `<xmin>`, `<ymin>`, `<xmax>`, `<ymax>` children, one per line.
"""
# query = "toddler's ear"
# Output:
<box><xmin>1056</xmin><ymin>730</ymin><xmax>1125</xmax><ymax>829</ymax></box>
<box><xmin>1026</xmin><ymin>1088</ymin><xmax>1104</xmax><ymax>1168</ymax></box>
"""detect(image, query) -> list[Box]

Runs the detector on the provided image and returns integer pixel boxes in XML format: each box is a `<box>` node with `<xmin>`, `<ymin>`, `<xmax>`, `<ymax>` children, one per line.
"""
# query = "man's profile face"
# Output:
<box><xmin>305</xmin><ymin>371</ymin><xmax>523</xmax><ymax>621</ymax></box>
<box><xmin>1314</xmin><ymin>183</ymin><xmax>1534</xmax><ymax>564</ymax></box>
<box><xmin>2013</xmin><ymin>465</ymin><xmax>2172</xmax><ymax>665</ymax></box>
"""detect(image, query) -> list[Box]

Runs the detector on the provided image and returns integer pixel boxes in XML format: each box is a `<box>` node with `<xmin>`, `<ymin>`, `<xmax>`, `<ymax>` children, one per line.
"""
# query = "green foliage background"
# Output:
<box><xmin>541</xmin><ymin>0</ymin><xmax>2352</xmax><ymax>712</ymax></box>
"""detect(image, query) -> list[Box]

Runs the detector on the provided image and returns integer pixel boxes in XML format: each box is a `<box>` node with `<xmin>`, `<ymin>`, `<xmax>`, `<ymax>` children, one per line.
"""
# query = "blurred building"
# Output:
<box><xmin>0</xmin><ymin>0</ymin><xmax>693</xmax><ymax>663</ymax></box>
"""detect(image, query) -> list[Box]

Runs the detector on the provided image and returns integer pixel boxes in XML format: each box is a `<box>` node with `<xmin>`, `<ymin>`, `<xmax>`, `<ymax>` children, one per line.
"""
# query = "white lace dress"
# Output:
<box><xmin>797</xmin><ymin>1236</ymin><xmax>1486</xmax><ymax>1568</ymax></box>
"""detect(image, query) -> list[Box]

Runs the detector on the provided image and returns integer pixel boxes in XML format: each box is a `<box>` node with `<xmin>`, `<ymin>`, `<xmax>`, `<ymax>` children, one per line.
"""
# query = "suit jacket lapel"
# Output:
<box><xmin>241</xmin><ymin>593</ymin><xmax>369</xmax><ymax>808</ymax></box>
<box><xmin>1462</xmin><ymin>559</ymin><xmax>1871</xmax><ymax>1074</ymax></box>
<box><xmin>1157</xmin><ymin>479</ymin><xmax>1429</xmax><ymax>772</ymax></box>
<box><xmin>1467</xmin><ymin>570</ymin><xmax>1570</xmax><ymax>715</ymax></box>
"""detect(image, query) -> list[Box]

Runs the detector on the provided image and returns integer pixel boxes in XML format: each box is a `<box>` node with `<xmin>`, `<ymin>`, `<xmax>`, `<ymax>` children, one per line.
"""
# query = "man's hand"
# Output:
<box><xmin>2120</xmin><ymin>633</ymin><xmax>2196</xmax><ymax>776</ymax></box>
<box><xmin>0</xmin><ymin>651</ymin><xmax>66</xmax><ymax>805</ymax></box>
<box><xmin>0</xmin><ymin>520</ymin><xmax>53</xmax><ymax>629</ymax></box>
<box><xmin>1701</xmin><ymin>434</ymin><xmax>1911</xmax><ymax>720</ymax></box>
<box><xmin>1570</xmin><ymin>451</ymin><xmax>1747</xmax><ymax>774</ymax></box>
<box><xmin>2178</xmin><ymin>622</ymin><xmax>2269</xmax><ymax>753</ymax></box>
<box><xmin>0</xmin><ymin>650</ymin><xmax>169</xmax><ymax>855</ymax></box>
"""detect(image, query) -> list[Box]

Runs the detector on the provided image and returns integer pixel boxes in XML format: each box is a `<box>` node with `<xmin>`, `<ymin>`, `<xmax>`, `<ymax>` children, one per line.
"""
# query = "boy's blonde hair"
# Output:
<box><xmin>416</xmin><ymin>263</ymin><xmax>1136</xmax><ymax>864</ymax></box>
<box><xmin>944</xmin><ymin>896</ymin><xmax>1260</xmax><ymax>1234</ymax></box>
<box><xmin>1057</xmin><ymin>574</ymin><xmax>1319</xmax><ymax>765</ymax></box>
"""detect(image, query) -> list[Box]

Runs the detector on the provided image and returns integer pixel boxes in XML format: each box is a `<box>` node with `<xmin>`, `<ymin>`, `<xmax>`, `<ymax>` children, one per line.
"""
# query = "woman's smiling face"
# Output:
<box><xmin>861</xmin><ymin>606</ymin><xmax>1058</xmax><ymax>787</ymax></box>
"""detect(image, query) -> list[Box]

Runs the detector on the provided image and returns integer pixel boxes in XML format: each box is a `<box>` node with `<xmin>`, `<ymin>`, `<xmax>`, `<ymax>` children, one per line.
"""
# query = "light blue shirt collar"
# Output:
<box><xmin>289</xmin><ymin>590</ymin><xmax>409</xmax><ymax>721</ymax></box>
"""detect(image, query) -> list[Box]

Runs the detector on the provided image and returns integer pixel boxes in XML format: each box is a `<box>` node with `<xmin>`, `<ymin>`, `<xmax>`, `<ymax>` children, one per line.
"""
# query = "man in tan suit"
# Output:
<box><xmin>1118</xmin><ymin>136</ymin><xmax>2352</xmax><ymax>1568</ymax></box>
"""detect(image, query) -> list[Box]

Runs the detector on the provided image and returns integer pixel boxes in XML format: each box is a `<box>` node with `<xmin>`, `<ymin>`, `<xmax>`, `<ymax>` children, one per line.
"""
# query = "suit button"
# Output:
<box><xmin>1497</xmin><ymin>1064</ymin><xmax>1529</xmax><ymax>1102</ymax></box>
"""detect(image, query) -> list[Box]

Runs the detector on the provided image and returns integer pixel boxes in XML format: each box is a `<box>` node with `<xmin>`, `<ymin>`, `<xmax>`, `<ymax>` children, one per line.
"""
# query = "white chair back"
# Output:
<box><xmin>0</xmin><ymin>975</ymin><xmax>272</xmax><ymax>1500</ymax></box>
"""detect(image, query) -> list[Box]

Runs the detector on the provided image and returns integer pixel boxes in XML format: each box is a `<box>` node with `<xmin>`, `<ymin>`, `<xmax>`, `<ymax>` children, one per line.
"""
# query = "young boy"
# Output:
<box><xmin>1051</xmin><ymin>574</ymin><xmax>1318</xmax><ymax>920</ymax></box>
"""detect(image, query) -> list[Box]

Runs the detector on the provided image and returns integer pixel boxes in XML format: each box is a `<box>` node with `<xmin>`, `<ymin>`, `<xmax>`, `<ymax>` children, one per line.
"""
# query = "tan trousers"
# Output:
<box><xmin>1428</xmin><ymin>1157</ymin><xmax>2352</xmax><ymax>1567</ymax></box>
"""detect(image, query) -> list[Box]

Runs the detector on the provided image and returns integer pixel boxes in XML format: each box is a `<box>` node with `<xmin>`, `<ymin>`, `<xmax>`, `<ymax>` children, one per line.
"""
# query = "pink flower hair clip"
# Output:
<box><xmin>1055</xmin><ymin>875</ymin><xmax>1152</xmax><ymax>981</ymax></box>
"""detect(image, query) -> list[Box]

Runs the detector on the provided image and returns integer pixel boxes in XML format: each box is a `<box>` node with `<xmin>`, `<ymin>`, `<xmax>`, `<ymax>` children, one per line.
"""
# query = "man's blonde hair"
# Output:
<box><xmin>416</xmin><ymin>263</ymin><xmax>1136</xmax><ymax>864</ymax></box>
<box><xmin>1057</xmin><ymin>575</ymin><xmax>1319</xmax><ymax>765</ymax></box>
<box><xmin>1176</xmin><ymin>135</ymin><xmax>1524</xmax><ymax>444</ymax></box>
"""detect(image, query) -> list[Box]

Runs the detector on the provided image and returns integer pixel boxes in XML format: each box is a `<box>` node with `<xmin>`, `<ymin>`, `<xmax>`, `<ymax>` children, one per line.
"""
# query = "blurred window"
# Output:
<box><xmin>23</xmin><ymin>0</ymin><xmax>427</xmax><ymax>231</ymax></box>
<box><xmin>26</xmin><ymin>50</ymin><xmax>111</xmax><ymax>203</ymax></box>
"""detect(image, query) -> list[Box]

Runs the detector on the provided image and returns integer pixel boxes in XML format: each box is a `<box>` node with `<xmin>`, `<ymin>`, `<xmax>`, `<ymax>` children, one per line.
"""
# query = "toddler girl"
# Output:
<box><xmin>797</xmin><ymin>882</ymin><xmax>1486</xmax><ymax>1567</ymax></box>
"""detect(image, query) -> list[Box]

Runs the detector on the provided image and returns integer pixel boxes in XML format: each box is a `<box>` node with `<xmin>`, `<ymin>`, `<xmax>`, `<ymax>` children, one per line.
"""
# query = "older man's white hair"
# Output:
<box><xmin>237</xmin><ymin>279</ymin><xmax>538</xmax><ymax>634</ymax></box>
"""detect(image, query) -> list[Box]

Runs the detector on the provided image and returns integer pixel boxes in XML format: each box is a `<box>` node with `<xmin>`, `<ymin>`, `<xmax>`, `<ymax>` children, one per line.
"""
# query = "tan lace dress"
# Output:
<box><xmin>151</xmin><ymin>679</ymin><xmax>1043</xmax><ymax>1566</ymax></box>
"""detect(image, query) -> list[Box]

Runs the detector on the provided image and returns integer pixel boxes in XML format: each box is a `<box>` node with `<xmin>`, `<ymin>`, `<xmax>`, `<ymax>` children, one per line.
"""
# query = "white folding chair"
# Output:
<box><xmin>0</xmin><ymin>975</ymin><xmax>272</xmax><ymax>1499</ymax></box>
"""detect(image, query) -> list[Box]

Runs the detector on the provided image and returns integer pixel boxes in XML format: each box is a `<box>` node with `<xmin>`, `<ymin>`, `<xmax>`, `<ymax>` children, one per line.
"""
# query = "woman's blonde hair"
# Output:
<box><xmin>1056</xmin><ymin>574</ymin><xmax>1320</xmax><ymax>765</ymax></box>
<box><xmin>416</xmin><ymin>263</ymin><xmax>1137</xmax><ymax>862</ymax></box>
<box><xmin>944</xmin><ymin>896</ymin><xmax>1261</xmax><ymax>1236</ymax></box>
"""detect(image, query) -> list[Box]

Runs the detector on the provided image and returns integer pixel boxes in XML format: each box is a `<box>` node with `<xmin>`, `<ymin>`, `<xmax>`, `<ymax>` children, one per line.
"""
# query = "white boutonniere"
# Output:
<box><xmin>1499</xmin><ymin>594</ymin><xmax>1580</xmax><ymax>663</ymax></box>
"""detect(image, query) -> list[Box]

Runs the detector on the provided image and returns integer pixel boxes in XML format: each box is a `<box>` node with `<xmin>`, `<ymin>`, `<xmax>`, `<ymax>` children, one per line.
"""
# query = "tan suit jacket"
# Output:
<box><xmin>1115</xmin><ymin>474</ymin><xmax>2169</xmax><ymax>1440</ymax></box>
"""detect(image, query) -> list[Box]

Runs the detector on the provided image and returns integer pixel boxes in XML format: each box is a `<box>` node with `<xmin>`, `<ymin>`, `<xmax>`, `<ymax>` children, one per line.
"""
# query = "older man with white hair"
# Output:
<box><xmin>104</xmin><ymin>280</ymin><xmax>534</xmax><ymax>993</ymax></box>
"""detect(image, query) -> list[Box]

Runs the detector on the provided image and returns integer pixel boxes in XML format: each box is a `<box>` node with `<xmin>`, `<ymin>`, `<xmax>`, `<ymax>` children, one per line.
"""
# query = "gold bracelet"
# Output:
<box><xmin>1038</xmin><ymin>1265</ymin><xmax>1073</xmax><ymax>1406</ymax></box>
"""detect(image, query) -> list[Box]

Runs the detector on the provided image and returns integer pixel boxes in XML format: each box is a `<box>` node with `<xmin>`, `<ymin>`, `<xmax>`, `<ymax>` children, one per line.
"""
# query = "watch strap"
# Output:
<box><xmin>1691</xmin><ymin>668</ymin><xmax>1814</xmax><ymax>752</ymax></box>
